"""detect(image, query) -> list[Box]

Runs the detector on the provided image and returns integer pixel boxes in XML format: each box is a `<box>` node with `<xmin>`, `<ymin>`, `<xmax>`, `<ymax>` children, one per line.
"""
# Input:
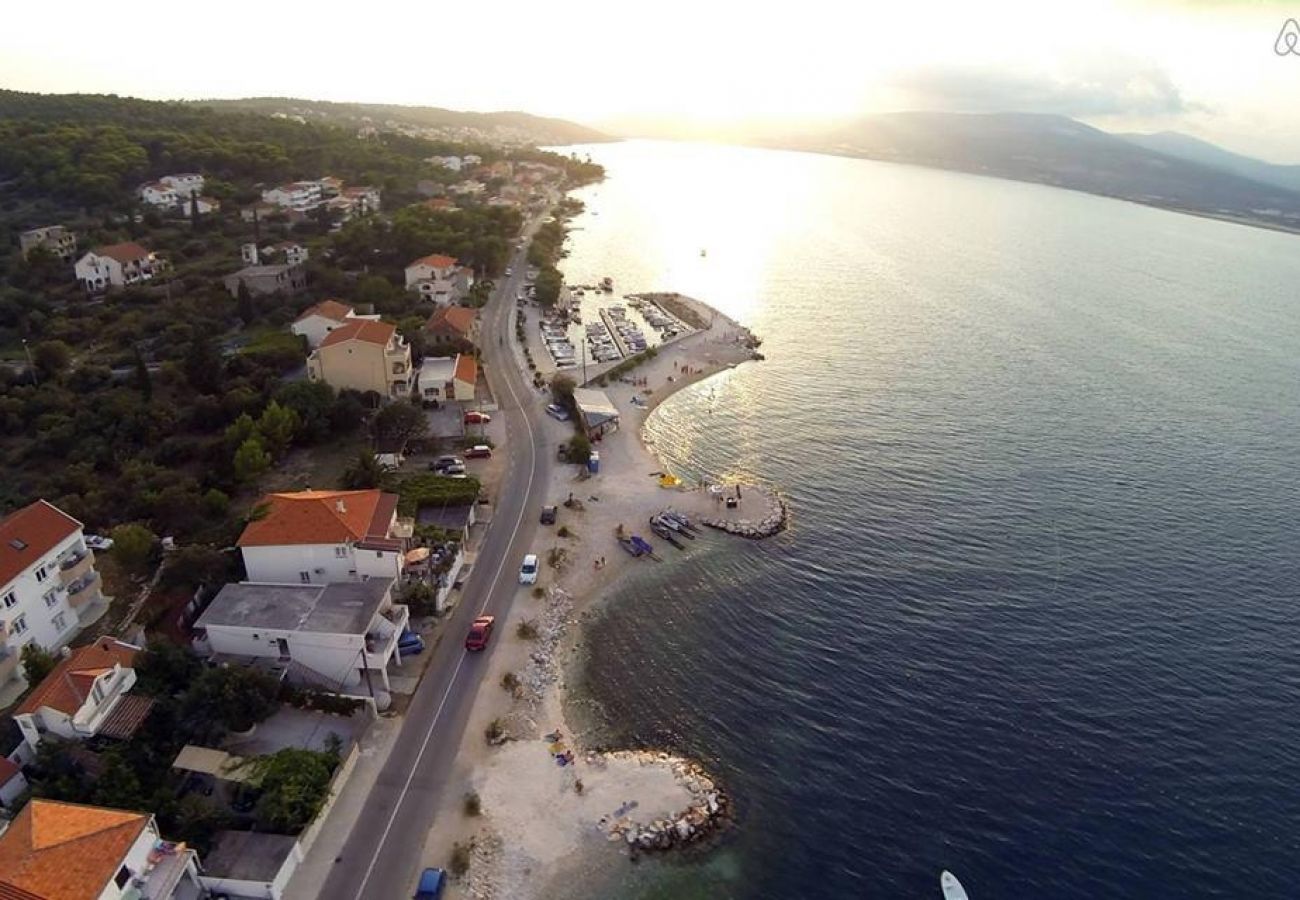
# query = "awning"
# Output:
<box><xmin>172</xmin><ymin>745</ymin><xmax>253</xmax><ymax>783</ymax></box>
<box><xmin>97</xmin><ymin>694</ymin><xmax>156</xmax><ymax>740</ymax></box>
<box><xmin>405</xmin><ymin>547</ymin><xmax>431</xmax><ymax>563</ymax></box>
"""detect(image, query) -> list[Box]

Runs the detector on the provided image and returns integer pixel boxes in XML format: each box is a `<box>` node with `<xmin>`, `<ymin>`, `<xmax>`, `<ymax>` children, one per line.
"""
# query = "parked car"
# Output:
<box><xmin>519</xmin><ymin>553</ymin><xmax>540</xmax><ymax>584</ymax></box>
<box><xmin>465</xmin><ymin>615</ymin><xmax>495</xmax><ymax>651</ymax></box>
<box><xmin>505</xmin><ymin>267</ymin><xmax>514</xmax><ymax>277</ymax></box>
<box><xmin>414</xmin><ymin>867</ymin><xmax>447</xmax><ymax>899</ymax></box>
<box><xmin>464</xmin><ymin>411</ymin><xmax>492</xmax><ymax>425</ymax></box>
<box><xmin>540</xmin><ymin>505</ymin><xmax>558</xmax><ymax>525</ymax></box>
<box><xmin>398</xmin><ymin>630</ymin><xmax>425</xmax><ymax>655</ymax></box>
<box><xmin>85</xmin><ymin>535</ymin><xmax>114</xmax><ymax>551</ymax></box>
<box><xmin>465</xmin><ymin>445</ymin><xmax>493</xmax><ymax>459</ymax></box>
<box><xmin>431</xmin><ymin>455</ymin><xmax>464</xmax><ymax>473</ymax></box>
<box><xmin>545</xmin><ymin>403</ymin><xmax>570</xmax><ymax>422</ymax></box>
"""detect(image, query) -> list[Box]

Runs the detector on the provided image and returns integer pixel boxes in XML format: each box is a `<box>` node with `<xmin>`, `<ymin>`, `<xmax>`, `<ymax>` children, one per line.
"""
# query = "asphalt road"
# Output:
<box><xmin>320</xmin><ymin>225</ymin><xmax>552</xmax><ymax>900</ymax></box>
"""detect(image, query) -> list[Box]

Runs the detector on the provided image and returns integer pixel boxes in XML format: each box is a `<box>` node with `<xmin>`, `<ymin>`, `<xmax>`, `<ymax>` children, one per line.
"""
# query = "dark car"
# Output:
<box><xmin>430</xmin><ymin>455</ymin><xmax>464</xmax><ymax>473</ymax></box>
<box><xmin>540</xmin><ymin>505</ymin><xmax>558</xmax><ymax>525</ymax></box>
<box><xmin>465</xmin><ymin>615</ymin><xmax>496</xmax><ymax>651</ymax></box>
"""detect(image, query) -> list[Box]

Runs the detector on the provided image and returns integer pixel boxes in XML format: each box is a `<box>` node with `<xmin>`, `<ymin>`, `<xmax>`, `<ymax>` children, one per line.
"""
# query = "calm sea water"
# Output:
<box><xmin>557</xmin><ymin>140</ymin><xmax>1300</xmax><ymax>899</ymax></box>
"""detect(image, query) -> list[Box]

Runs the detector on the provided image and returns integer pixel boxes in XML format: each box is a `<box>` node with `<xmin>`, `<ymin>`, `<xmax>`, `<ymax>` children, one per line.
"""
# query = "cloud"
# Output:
<box><xmin>889</xmin><ymin>61</ymin><xmax>1198</xmax><ymax>117</ymax></box>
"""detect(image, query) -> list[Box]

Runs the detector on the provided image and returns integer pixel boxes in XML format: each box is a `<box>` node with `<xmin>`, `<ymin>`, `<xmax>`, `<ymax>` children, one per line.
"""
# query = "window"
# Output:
<box><xmin>11</xmin><ymin>615</ymin><xmax>27</xmax><ymax>635</ymax></box>
<box><xmin>92</xmin><ymin>680</ymin><xmax>105</xmax><ymax>704</ymax></box>
<box><xmin>334</xmin><ymin>546</ymin><xmax>348</xmax><ymax>558</ymax></box>
<box><xmin>2</xmin><ymin>591</ymin><xmax>14</xmax><ymax>609</ymax></box>
<box><xmin>52</xmin><ymin>613</ymin><xmax>66</xmax><ymax>632</ymax></box>
<box><xmin>299</xmin><ymin>571</ymin><xmax>311</xmax><ymax>583</ymax></box>
<box><xmin>44</xmin><ymin>588</ymin><xmax>59</xmax><ymax>608</ymax></box>
<box><xmin>34</xmin><ymin>566</ymin><xmax>48</xmax><ymax>583</ymax></box>
<box><xmin>115</xmin><ymin>866</ymin><xmax>131</xmax><ymax>889</ymax></box>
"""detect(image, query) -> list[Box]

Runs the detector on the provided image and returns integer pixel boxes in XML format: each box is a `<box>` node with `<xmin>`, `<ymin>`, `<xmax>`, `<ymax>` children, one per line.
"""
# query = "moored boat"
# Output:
<box><xmin>940</xmin><ymin>871</ymin><xmax>969</xmax><ymax>900</ymax></box>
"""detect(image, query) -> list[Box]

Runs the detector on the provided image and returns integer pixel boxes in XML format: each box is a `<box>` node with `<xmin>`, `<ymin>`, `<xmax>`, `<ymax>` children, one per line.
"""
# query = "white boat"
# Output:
<box><xmin>940</xmin><ymin>871</ymin><xmax>969</xmax><ymax>900</ymax></box>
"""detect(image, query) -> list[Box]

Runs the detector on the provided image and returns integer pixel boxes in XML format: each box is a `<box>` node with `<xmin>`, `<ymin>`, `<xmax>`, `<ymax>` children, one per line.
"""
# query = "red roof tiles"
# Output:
<box><xmin>0</xmin><ymin>799</ymin><xmax>149</xmax><ymax>900</ymax></box>
<box><xmin>237</xmin><ymin>489</ymin><xmax>398</xmax><ymax>548</ymax></box>
<box><xmin>15</xmin><ymin>638</ymin><xmax>139</xmax><ymax>718</ymax></box>
<box><xmin>0</xmin><ymin>500</ymin><xmax>81</xmax><ymax>589</ymax></box>
<box><xmin>319</xmin><ymin>319</ymin><xmax>396</xmax><ymax>349</ymax></box>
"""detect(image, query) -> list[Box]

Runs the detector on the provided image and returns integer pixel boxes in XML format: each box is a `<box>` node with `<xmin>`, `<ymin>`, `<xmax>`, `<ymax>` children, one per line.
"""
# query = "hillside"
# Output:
<box><xmin>1117</xmin><ymin>131</ymin><xmax>1300</xmax><ymax>195</ymax></box>
<box><xmin>195</xmin><ymin>97</ymin><xmax>610</xmax><ymax>147</ymax></box>
<box><xmin>759</xmin><ymin>112</ymin><xmax>1300</xmax><ymax>234</ymax></box>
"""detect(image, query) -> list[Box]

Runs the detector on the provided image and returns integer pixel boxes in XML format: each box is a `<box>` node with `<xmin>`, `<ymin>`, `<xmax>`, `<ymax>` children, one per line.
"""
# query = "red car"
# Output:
<box><xmin>465</xmin><ymin>445</ymin><xmax>493</xmax><ymax>459</ymax></box>
<box><xmin>464</xmin><ymin>411</ymin><xmax>492</xmax><ymax>425</ymax></box>
<box><xmin>464</xmin><ymin>615</ymin><xmax>495</xmax><ymax>651</ymax></box>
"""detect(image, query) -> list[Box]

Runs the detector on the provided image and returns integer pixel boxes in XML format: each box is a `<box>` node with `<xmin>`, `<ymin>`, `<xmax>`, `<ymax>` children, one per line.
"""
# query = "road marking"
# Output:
<box><xmin>352</xmin><ymin>277</ymin><xmax>541</xmax><ymax>900</ymax></box>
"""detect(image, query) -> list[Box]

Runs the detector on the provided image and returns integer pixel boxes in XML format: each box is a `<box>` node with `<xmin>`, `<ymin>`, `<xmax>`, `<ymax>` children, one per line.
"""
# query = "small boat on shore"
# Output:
<box><xmin>618</xmin><ymin>536</ymin><xmax>645</xmax><ymax>557</ymax></box>
<box><xmin>655</xmin><ymin>512</ymin><xmax>695</xmax><ymax>539</ymax></box>
<box><xmin>630</xmin><ymin>535</ymin><xmax>655</xmax><ymax>556</ymax></box>
<box><xmin>649</xmin><ymin>517</ymin><xmax>684</xmax><ymax>549</ymax></box>
<box><xmin>940</xmin><ymin>871</ymin><xmax>969</xmax><ymax>900</ymax></box>
<box><xmin>662</xmin><ymin>510</ymin><xmax>699</xmax><ymax>534</ymax></box>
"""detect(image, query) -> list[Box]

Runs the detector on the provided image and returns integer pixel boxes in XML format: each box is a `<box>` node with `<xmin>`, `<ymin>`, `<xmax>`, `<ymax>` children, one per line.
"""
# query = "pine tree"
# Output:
<box><xmin>132</xmin><ymin>343</ymin><xmax>152</xmax><ymax>402</ymax></box>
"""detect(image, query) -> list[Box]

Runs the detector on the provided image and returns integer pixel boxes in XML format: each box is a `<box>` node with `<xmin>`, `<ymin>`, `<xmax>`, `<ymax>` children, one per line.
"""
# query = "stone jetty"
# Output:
<box><xmin>701</xmin><ymin>489</ymin><xmax>788</xmax><ymax>539</ymax></box>
<box><xmin>601</xmin><ymin>750</ymin><xmax>730</xmax><ymax>853</ymax></box>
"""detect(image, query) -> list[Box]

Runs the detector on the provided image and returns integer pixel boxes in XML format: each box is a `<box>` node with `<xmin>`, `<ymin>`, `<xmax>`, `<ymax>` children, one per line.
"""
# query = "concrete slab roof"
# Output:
<box><xmin>203</xmin><ymin>830</ymin><xmax>298</xmax><ymax>881</ymax></box>
<box><xmin>197</xmin><ymin>579</ymin><xmax>392</xmax><ymax>635</ymax></box>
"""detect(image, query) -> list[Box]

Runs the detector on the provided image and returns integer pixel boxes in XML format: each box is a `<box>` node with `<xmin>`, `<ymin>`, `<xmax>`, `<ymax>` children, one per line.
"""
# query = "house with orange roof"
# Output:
<box><xmin>0</xmin><ymin>755</ymin><xmax>28</xmax><ymax>809</ymax></box>
<box><xmin>404</xmin><ymin>253</ymin><xmax>474</xmax><ymax>303</ymax></box>
<box><xmin>236</xmin><ymin>488</ymin><xmax>408</xmax><ymax>585</ymax></box>
<box><xmin>290</xmin><ymin>299</ymin><xmax>380</xmax><ymax>349</ymax></box>
<box><xmin>0</xmin><ymin>500</ymin><xmax>104</xmax><ymax>692</ymax></box>
<box><xmin>12</xmin><ymin>637</ymin><xmax>152</xmax><ymax>752</ymax></box>
<box><xmin>0</xmin><ymin>798</ymin><xmax>203</xmax><ymax>900</ymax></box>
<box><xmin>261</xmin><ymin>180</ymin><xmax>323</xmax><ymax>211</ymax></box>
<box><xmin>72</xmin><ymin>243</ymin><xmax>163</xmax><ymax>292</ymax></box>
<box><xmin>306</xmin><ymin>319</ymin><xmax>412</xmax><ymax>398</ymax></box>
<box><xmin>424</xmin><ymin>305</ymin><xmax>479</xmax><ymax>349</ymax></box>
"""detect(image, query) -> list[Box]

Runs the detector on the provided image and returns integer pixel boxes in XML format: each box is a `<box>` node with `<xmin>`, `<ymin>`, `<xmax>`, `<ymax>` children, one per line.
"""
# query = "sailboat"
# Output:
<box><xmin>940</xmin><ymin>871</ymin><xmax>969</xmax><ymax>900</ymax></box>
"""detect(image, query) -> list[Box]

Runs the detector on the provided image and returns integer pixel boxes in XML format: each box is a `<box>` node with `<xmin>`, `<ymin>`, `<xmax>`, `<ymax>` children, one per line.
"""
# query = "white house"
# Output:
<box><xmin>195</xmin><ymin>578</ymin><xmax>410</xmax><ymax>692</ymax></box>
<box><xmin>19</xmin><ymin>225</ymin><xmax>77</xmax><ymax>261</ymax></box>
<box><xmin>271</xmin><ymin>240</ymin><xmax>310</xmax><ymax>265</ymax></box>
<box><xmin>463</xmin><ymin>154</ymin><xmax>482</xmax><ymax>165</ymax></box>
<box><xmin>0</xmin><ymin>756</ymin><xmax>27</xmax><ymax>809</ymax></box>
<box><xmin>138</xmin><ymin>181</ymin><xmax>178</xmax><ymax>207</ymax></box>
<box><xmin>342</xmin><ymin>186</ymin><xmax>381</xmax><ymax>214</ymax></box>
<box><xmin>0</xmin><ymin>799</ymin><xmax>204</xmax><ymax>900</ymax></box>
<box><xmin>74</xmin><ymin>242</ymin><xmax>163</xmax><ymax>291</ymax></box>
<box><xmin>0</xmin><ymin>500</ymin><xmax>104</xmax><ymax>692</ymax></box>
<box><xmin>237</xmin><ymin>488</ymin><xmax>410</xmax><ymax>585</ymax></box>
<box><xmin>291</xmin><ymin>299</ymin><xmax>377</xmax><ymax>348</ymax></box>
<box><xmin>405</xmin><ymin>253</ymin><xmax>473</xmax><ymax>303</ymax></box>
<box><xmin>12</xmin><ymin>637</ymin><xmax>152</xmax><ymax>751</ymax></box>
<box><xmin>262</xmin><ymin>180</ymin><xmax>324</xmax><ymax>211</ymax></box>
<box><xmin>159</xmin><ymin>173</ymin><xmax>205</xmax><ymax>196</ymax></box>
<box><xmin>428</xmin><ymin>155</ymin><xmax>462</xmax><ymax>171</ymax></box>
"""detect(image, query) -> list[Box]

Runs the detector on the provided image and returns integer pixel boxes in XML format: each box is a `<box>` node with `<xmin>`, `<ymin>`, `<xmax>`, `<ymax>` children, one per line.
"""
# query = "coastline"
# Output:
<box><xmin>424</xmin><ymin>293</ymin><xmax>776</xmax><ymax>899</ymax></box>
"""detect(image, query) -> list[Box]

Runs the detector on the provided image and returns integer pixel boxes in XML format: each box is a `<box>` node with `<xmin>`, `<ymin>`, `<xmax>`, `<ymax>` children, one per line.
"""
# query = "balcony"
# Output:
<box><xmin>364</xmin><ymin>603</ymin><xmax>409</xmax><ymax>668</ymax></box>
<box><xmin>58</xmin><ymin>547</ymin><xmax>94</xmax><ymax>584</ymax></box>
<box><xmin>138</xmin><ymin>844</ymin><xmax>201</xmax><ymax>900</ymax></box>
<box><xmin>65</xmin><ymin>571</ymin><xmax>100</xmax><ymax>608</ymax></box>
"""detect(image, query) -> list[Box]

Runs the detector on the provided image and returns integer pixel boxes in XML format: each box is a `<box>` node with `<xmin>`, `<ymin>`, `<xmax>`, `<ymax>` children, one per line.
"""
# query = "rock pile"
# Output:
<box><xmin>500</xmin><ymin>587</ymin><xmax>573</xmax><ymax>739</ymax></box>
<box><xmin>702</xmin><ymin>490</ymin><xmax>788</xmax><ymax>539</ymax></box>
<box><xmin>602</xmin><ymin>750</ymin><xmax>730</xmax><ymax>853</ymax></box>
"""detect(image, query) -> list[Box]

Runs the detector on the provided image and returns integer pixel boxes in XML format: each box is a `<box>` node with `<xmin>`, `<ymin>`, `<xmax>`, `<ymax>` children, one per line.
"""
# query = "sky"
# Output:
<box><xmin>2</xmin><ymin>0</ymin><xmax>1299</xmax><ymax>160</ymax></box>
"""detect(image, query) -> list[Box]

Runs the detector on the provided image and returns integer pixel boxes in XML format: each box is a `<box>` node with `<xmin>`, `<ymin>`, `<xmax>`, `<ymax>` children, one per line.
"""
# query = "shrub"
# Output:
<box><xmin>516</xmin><ymin>619</ymin><xmax>539</xmax><ymax>640</ymax></box>
<box><xmin>463</xmin><ymin>791</ymin><xmax>482</xmax><ymax>816</ymax></box>
<box><xmin>557</xmin><ymin>525</ymin><xmax>571</xmax><ymax>538</ymax></box>
<box><xmin>485</xmin><ymin>718</ymin><xmax>505</xmax><ymax>744</ymax></box>
<box><xmin>450</xmin><ymin>840</ymin><xmax>473</xmax><ymax>877</ymax></box>
<box><xmin>501</xmin><ymin>671</ymin><xmax>520</xmax><ymax>693</ymax></box>
<box><xmin>531</xmin><ymin>586</ymin><xmax>545</xmax><ymax>599</ymax></box>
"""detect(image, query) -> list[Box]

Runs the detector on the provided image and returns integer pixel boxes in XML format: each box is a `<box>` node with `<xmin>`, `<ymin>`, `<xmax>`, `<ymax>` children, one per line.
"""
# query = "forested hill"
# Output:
<box><xmin>194</xmin><ymin>96</ymin><xmax>610</xmax><ymax>146</ymax></box>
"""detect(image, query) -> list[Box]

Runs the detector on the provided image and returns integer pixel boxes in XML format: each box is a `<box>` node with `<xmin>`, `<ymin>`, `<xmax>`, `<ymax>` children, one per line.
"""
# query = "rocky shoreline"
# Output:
<box><xmin>601</xmin><ymin>751</ymin><xmax>731</xmax><ymax>854</ymax></box>
<box><xmin>701</xmin><ymin>489</ymin><xmax>789</xmax><ymax>539</ymax></box>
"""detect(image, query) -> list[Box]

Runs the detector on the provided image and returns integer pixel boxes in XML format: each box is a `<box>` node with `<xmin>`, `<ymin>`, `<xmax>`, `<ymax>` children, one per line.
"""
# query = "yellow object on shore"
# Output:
<box><xmin>658</xmin><ymin>474</ymin><xmax>682</xmax><ymax>488</ymax></box>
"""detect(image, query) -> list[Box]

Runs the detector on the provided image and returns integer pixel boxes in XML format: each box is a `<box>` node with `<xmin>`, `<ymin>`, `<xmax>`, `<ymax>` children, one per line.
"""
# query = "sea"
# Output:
<box><xmin>552</xmin><ymin>139</ymin><xmax>1300</xmax><ymax>899</ymax></box>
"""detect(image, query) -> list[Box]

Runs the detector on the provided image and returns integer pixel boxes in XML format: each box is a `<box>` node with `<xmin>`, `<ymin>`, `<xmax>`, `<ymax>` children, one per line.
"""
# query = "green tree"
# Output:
<box><xmin>182</xmin><ymin>665</ymin><xmax>279</xmax><ymax>735</ymax></box>
<box><xmin>132</xmin><ymin>344</ymin><xmax>153</xmax><ymax>403</ymax></box>
<box><xmin>184</xmin><ymin>333</ymin><xmax>224</xmax><ymax>394</ymax></box>
<box><xmin>236</xmin><ymin>280</ymin><xmax>255</xmax><ymax>326</ymax></box>
<box><xmin>159</xmin><ymin>544</ymin><xmax>232</xmax><ymax>593</ymax></box>
<box><xmin>233</xmin><ymin>435</ymin><xmax>271</xmax><ymax>483</ymax></box>
<box><xmin>33</xmin><ymin>340</ymin><xmax>72</xmax><ymax>379</ymax></box>
<box><xmin>110</xmin><ymin>523</ymin><xmax>159</xmax><ymax>572</ymax></box>
<box><xmin>373</xmin><ymin>400</ymin><xmax>426</xmax><ymax>444</ymax></box>
<box><xmin>223</xmin><ymin>412</ymin><xmax>257</xmax><ymax>449</ymax></box>
<box><xmin>248</xmin><ymin>748</ymin><xmax>338</xmax><ymax>832</ymax></box>
<box><xmin>276</xmin><ymin>381</ymin><xmax>336</xmax><ymax>444</ymax></box>
<box><xmin>21</xmin><ymin>643</ymin><xmax>58</xmax><ymax>684</ymax></box>
<box><xmin>202</xmin><ymin>488</ymin><xmax>230</xmax><ymax>516</ymax></box>
<box><xmin>133</xmin><ymin>640</ymin><xmax>204</xmax><ymax>698</ymax></box>
<box><xmin>341</xmin><ymin>449</ymin><xmax>384</xmax><ymax>490</ymax></box>
<box><xmin>256</xmin><ymin>400</ymin><xmax>299</xmax><ymax>459</ymax></box>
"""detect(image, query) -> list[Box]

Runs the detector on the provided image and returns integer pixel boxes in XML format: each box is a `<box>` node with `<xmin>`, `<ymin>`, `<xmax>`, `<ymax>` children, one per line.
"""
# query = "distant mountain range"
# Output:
<box><xmin>711</xmin><ymin>112</ymin><xmax>1300</xmax><ymax>235</ymax></box>
<box><xmin>193</xmin><ymin>97</ymin><xmax>610</xmax><ymax>147</ymax></box>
